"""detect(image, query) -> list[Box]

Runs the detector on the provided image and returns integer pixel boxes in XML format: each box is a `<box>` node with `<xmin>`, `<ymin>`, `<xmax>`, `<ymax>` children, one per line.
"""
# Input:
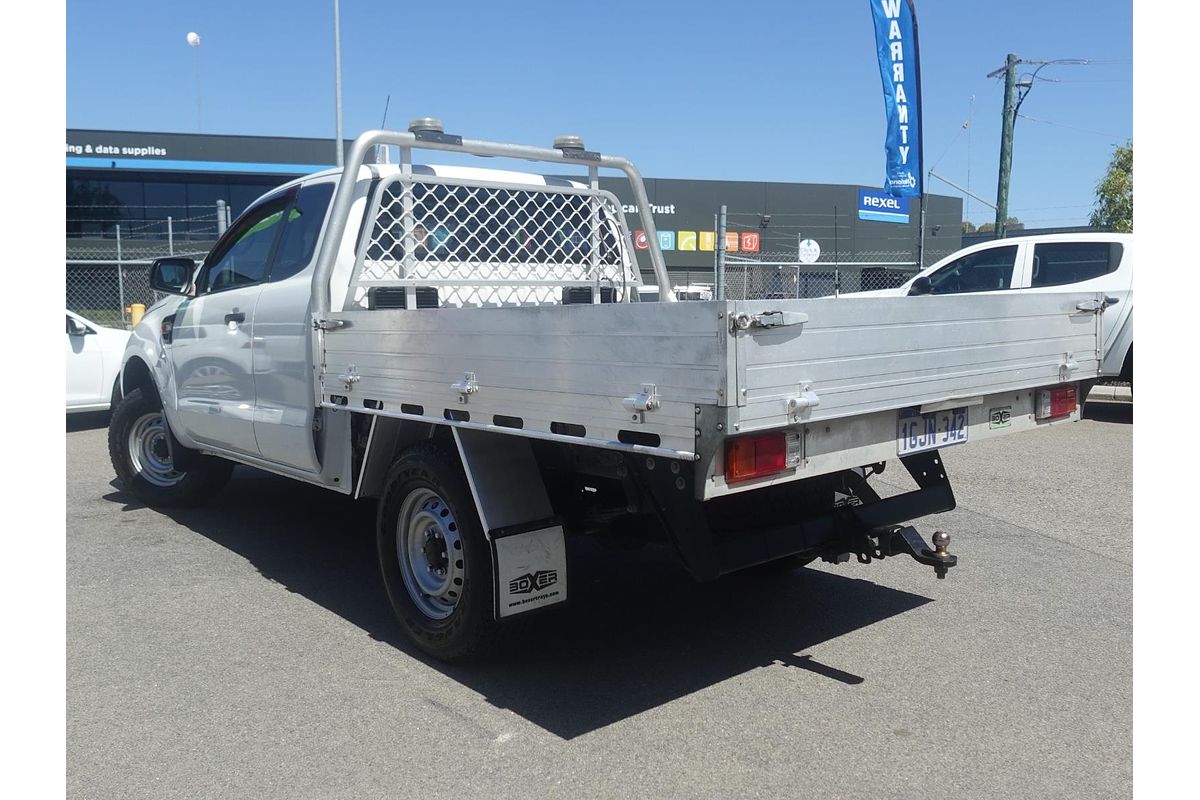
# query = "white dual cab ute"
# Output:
<box><xmin>110</xmin><ymin>122</ymin><xmax>1107</xmax><ymax>660</ymax></box>
<box><xmin>855</xmin><ymin>232</ymin><xmax>1133</xmax><ymax>383</ymax></box>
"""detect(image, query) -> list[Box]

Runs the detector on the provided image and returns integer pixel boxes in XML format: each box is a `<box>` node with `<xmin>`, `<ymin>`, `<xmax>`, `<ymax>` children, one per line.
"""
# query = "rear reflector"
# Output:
<box><xmin>1035</xmin><ymin>385</ymin><xmax>1078</xmax><ymax>420</ymax></box>
<box><xmin>725</xmin><ymin>431</ymin><xmax>800</xmax><ymax>482</ymax></box>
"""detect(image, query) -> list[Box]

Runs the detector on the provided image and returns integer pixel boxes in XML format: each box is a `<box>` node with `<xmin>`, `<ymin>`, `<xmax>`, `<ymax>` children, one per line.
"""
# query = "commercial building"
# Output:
<box><xmin>66</xmin><ymin>128</ymin><xmax>963</xmax><ymax>319</ymax></box>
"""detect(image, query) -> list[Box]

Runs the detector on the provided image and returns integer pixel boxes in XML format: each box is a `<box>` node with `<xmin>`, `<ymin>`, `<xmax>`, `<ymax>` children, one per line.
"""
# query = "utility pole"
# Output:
<box><xmin>988</xmin><ymin>55</ymin><xmax>1094</xmax><ymax>238</ymax></box>
<box><xmin>993</xmin><ymin>53</ymin><xmax>1019</xmax><ymax>238</ymax></box>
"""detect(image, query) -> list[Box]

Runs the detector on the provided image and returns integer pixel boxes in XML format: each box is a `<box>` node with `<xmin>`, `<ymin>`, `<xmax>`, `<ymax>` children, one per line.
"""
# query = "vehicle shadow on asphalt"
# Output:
<box><xmin>104</xmin><ymin>468</ymin><xmax>933</xmax><ymax>740</ymax></box>
<box><xmin>1083</xmin><ymin>400</ymin><xmax>1133</xmax><ymax>424</ymax></box>
<box><xmin>67</xmin><ymin>411</ymin><xmax>111</xmax><ymax>432</ymax></box>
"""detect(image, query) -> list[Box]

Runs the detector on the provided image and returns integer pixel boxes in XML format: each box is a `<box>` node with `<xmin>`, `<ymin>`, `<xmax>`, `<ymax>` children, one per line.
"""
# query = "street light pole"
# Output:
<box><xmin>187</xmin><ymin>32</ymin><xmax>202</xmax><ymax>133</ymax></box>
<box><xmin>333</xmin><ymin>0</ymin><xmax>344</xmax><ymax>168</ymax></box>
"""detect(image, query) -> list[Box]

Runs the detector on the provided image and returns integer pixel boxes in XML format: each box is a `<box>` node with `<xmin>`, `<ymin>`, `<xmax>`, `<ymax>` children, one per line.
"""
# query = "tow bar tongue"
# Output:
<box><xmin>862</xmin><ymin>526</ymin><xmax>958</xmax><ymax>579</ymax></box>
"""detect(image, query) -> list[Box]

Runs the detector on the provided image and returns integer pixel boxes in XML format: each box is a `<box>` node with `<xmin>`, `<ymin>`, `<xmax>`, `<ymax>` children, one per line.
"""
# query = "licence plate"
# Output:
<box><xmin>897</xmin><ymin>406</ymin><xmax>968</xmax><ymax>456</ymax></box>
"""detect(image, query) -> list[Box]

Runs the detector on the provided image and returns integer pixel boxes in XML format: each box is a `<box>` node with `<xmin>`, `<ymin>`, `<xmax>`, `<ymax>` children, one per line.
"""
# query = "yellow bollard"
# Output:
<box><xmin>126</xmin><ymin>303</ymin><xmax>146</xmax><ymax>327</ymax></box>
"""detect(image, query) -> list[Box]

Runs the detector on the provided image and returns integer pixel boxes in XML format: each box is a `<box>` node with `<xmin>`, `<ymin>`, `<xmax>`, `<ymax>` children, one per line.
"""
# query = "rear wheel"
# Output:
<box><xmin>108</xmin><ymin>387</ymin><xmax>233</xmax><ymax>507</ymax></box>
<box><xmin>377</xmin><ymin>442</ymin><xmax>500</xmax><ymax>661</ymax></box>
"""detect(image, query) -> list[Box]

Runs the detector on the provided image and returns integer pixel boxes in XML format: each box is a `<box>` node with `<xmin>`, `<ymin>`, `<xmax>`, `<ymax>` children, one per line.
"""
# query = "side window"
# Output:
<box><xmin>1031</xmin><ymin>242</ymin><xmax>1122</xmax><ymax>288</ymax></box>
<box><xmin>926</xmin><ymin>245</ymin><xmax>1019</xmax><ymax>294</ymax></box>
<box><xmin>197</xmin><ymin>193</ymin><xmax>291</xmax><ymax>294</ymax></box>
<box><xmin>270</xmin><ymin>182</ymin><xmax>336</xmax><ymax>281</ymax></box>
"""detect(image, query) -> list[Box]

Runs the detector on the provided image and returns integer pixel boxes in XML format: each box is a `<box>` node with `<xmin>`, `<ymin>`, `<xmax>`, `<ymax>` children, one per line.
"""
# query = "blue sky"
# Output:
<box><xmin>65</xmin><ymin>0</ymin><xmax>1131</xmax><ymax>227</ymax></box>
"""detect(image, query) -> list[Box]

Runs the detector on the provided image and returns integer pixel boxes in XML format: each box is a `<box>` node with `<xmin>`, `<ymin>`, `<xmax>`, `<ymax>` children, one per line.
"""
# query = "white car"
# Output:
<box><xmin>854</xmin><ymin>233</ymin><xmax>1133</xmax><ymax>381</ymax></box>
<box><xmin>66</xmin><ymin>310</ymin><xmax>130</xmax><ymax>413</ymax></box>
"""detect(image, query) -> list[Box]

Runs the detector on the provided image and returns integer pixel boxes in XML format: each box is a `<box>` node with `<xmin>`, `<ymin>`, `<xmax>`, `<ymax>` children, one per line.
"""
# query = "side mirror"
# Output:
<box><xmin>150</xmin><ymin>257</ymin><xmax>196</xmax><ymax>295</ymax></box>
<box><xmin>908</xmin><ymin>275</ymin><xmax>933</xmax><ymax>296</ymax></box>
<box><xmin>67</xmin><ymin>317</ymin><xmax>92</xmax><ymax>336</ymax></box>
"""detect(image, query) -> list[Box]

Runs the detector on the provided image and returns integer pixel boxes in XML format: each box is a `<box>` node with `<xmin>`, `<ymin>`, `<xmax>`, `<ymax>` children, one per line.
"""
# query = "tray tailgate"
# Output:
<box><xmin>733</xmin><ymin>293</ymin><xmax>1102</xmax><ymax>432</ymax></box>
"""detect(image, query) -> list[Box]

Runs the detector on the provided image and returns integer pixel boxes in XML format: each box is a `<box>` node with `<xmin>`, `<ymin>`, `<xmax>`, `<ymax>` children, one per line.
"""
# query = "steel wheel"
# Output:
<box><xmin>396</xmin><ymin>488</ymin><xmax>465</xmax><ymax>620</ymax></box>
<box><xmin>126</xmin><ymin>411</ymin><xmax>184</xmax><ymax>488</ymax></box>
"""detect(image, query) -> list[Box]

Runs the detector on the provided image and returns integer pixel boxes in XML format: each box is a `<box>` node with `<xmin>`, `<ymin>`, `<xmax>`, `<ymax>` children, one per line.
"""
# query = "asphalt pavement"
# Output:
<box><xmin>66</xmin><ymin>399</ymin><xmax>1132</xmax><ymax>800</ymax></box>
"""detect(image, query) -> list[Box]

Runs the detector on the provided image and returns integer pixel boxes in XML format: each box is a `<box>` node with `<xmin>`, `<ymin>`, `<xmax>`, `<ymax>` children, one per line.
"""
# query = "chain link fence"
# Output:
<box><xmin>66</xmin><ymin>229</ymin><xmax>214</xmax><ymax>329</ymax></box>
<box><xmin>67</xmin><ymin>206</ymin><xmax>228</xmax><ymax>242</ymax></box>
<box><xmin>660</xmin><ymin>247</ymin><xmax>961</xmax><ymax>301</ymax></box>
<box><xmin>708</xmin><ymin>207</ymin><xmax>961</xmax><ymax>300</ymax></box>
<box><xmin>721</xmin><ymin>248</ymin><xmax>960</xmax><ymax>300</ymax></box>
<box><xmin>66</xmin><ymin>206</ymin><xmax>227</xmax><ymax>327</ymax></box>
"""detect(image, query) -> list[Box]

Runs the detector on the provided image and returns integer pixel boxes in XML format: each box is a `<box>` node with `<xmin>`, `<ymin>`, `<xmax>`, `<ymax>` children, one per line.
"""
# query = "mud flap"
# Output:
<box><xmin>492</xmin><ymin>519</ymin><xmax>568</xmax><ymax>618</ymax></box>
<box><xmin>452</xmin><ymin>428</ymin><xmax>568</xmax><ymax>619</ymax></box>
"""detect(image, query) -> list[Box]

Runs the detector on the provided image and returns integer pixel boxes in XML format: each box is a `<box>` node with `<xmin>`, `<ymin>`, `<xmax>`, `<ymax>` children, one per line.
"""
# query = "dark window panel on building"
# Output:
<box><xmin>141</xmin><ymin>181</ymin><xmax>189</xmax><ymax>241</ymax></box>
<box><xmin>143</xmin><ymin>181</ymin><xmax>188</xmax><ymax>217</ymax></box>
<box><xmin>67</xmin><ymin>176</ymin><xmax>146</xmax><ymax>237</ymax></box>
<box><xmin>230</xmin><ymin>180</ymin><xmax>291</xmax><ymax>220</ymax></box>
<box><xmin>185</xmin><ymin>181</ymin><xmax>233</xmax><ymax>241</ymax></box>
<box><xmin>67</xmin><ymin>179</ymin><xmax>118</xmax><ymax>238</ymax></box>
<box><xmin>64</xmin><ymin>165</ymin><xmax>298</xmax><ymax>241</ymax></box>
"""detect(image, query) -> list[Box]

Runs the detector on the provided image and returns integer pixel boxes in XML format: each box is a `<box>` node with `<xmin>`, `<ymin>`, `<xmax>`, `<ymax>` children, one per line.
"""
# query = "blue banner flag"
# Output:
<box><xmin>869</xmin><ymin>0</ymin><xmax>923</xmax><ymax>197</ymax></box>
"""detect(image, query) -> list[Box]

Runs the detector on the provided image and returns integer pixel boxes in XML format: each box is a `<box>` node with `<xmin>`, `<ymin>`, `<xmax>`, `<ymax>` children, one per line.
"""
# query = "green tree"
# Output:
<box><xmin>1090</xmin><ymin>141</ymin><xmax>1132</xmax><ymax>232</ymax></box>
<box><xmin>976</xmin><ymin>217</ymin><xmax>1022</xmax><ymax>234</ymax></box>
<box><xmin>962</xmin><ymin>220</ymin><xmax>977</xmax><ymax>234</ymax></box>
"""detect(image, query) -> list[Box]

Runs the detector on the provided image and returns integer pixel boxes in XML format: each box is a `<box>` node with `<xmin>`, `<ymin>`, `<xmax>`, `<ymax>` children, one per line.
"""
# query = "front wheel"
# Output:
<box><xmin>108</xmin><ymin>387</ymin><xmax>233</xmax><ymax>507</ymax></box>
<box><xmin>377</xmin><ymin>442</ymin><xmax>501</xmax><ymax>661</ymax></box>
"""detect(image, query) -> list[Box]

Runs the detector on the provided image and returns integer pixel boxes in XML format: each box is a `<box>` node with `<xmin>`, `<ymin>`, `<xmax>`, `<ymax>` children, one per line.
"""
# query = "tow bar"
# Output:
<box><xmin>852</xmin><ymin>525</ymin><xmax>958</xmax><ymax>579</ymax></box>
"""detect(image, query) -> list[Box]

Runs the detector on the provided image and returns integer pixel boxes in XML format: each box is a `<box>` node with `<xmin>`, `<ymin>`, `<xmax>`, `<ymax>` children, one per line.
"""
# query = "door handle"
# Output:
<box><xmin>224</xmin><ymin>312</ymin><xmax>246</xmax><ymax>324</ymax></box>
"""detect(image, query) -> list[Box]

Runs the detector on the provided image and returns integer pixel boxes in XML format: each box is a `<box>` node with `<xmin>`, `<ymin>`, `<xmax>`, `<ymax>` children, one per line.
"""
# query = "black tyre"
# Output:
<box><xmin>377</xmin><ymin>441</ymin><xmax>500</xmax><ymax>661</ymax></box>
<box><xmin>1120</xmin><ymin>346</ymin><xmax>1133</xmax><ymax>384</ymax></box>
<box><xmin>107</xmin><ymin>387</ymin><xmax>233</xmax><ymax>507</ymax></box>
<box><xmin>109</xmin><ymin>377</ymin><xmax>122</xmax><ymax>415</ymax></box>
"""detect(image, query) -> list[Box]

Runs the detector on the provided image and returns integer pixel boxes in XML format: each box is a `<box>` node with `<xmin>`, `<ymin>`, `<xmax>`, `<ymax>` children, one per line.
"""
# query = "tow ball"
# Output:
<box><xmin>855</xmin><ymin>526</ymin><xmax>959</xmax><ymax>579</ymax></box>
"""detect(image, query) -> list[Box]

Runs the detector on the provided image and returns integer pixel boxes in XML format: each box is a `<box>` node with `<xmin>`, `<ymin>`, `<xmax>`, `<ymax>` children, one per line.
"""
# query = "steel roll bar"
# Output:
<box><xmin>311</xmin><ymin>128</ymin><xmax>676</xmax><ymax>317</ymax></box>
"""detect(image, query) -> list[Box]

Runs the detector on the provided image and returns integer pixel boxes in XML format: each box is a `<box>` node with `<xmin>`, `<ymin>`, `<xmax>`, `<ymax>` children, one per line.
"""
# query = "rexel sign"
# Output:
<box><xmin>857</xmin><ymin>189</ymin><xmax>911</xmax><ymax>224</ymax></box>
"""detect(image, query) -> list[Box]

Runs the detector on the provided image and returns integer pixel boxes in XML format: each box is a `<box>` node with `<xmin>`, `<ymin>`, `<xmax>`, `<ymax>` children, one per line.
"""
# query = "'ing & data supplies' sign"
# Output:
<box><xmin>858</xmin><ymin>189</ymin><xmax>911</xmax><ymax>224</ymax></box>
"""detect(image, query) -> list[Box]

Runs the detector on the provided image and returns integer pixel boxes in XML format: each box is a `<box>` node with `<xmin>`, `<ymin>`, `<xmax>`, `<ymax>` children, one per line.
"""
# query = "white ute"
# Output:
<box><xmin>854</xmin><ymin>232</ymin><xmax>1132</xmax><ymax>384</ymax></box>
<box><xmin>110</xmin><ymin>123</ymin><xmax>1109</xmax><ymax>660</ymax></box>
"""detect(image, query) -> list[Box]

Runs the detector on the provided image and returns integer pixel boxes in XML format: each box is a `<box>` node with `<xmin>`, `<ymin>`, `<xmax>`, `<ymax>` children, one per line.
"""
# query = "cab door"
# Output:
<box><xmin>171</xmin><ymin>190</ymin><xmax>292</xmax><ymax>455</ymax></box>
<box><xmin>918</xmin><ymin>242</ymin><xmax>1025</xmax><ymax>295</ymax></box>
<box><xmin>1024</xmin><ymin>239</ymin><xmax>1131</xmax><ymax>365</ymax></box>
<box><xmin>250</xmin><ymin>180</ymin><xmax>336</xmax><ymax>472</ymax></box>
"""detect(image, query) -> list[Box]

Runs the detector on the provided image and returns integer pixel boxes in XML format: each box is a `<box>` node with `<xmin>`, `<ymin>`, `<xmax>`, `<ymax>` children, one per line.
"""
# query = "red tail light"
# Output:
<box><xmin>726</xmin><ymin>432</ymin><xmax>796</xmax><ymax>482</ymax></box>
<box><xmin>1036</xmin><ymin>385</ymin><xmax>1077</xmax><ymax>420</ymax></box>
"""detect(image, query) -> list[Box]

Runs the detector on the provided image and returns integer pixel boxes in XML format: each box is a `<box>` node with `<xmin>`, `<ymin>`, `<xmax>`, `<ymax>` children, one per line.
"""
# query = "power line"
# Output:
<box><xmin>1032</xmin><ymin>76</ymin><xmax>1132</xmax><ymax>84</ymax></box>
<box><xmin>985</xmin><ymin>55</ymin><xmax>1129</xmax><ymax>236</ymax></box>
<box><xmin>1016</xmin><ymin>113</ymin><xmax>1129</xmax><ymax>141</ymax></box>
<box><xmin>1009</xmin><ymin>203</ymin><xmax>1094</xmax><ymax>211</ymax></box>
